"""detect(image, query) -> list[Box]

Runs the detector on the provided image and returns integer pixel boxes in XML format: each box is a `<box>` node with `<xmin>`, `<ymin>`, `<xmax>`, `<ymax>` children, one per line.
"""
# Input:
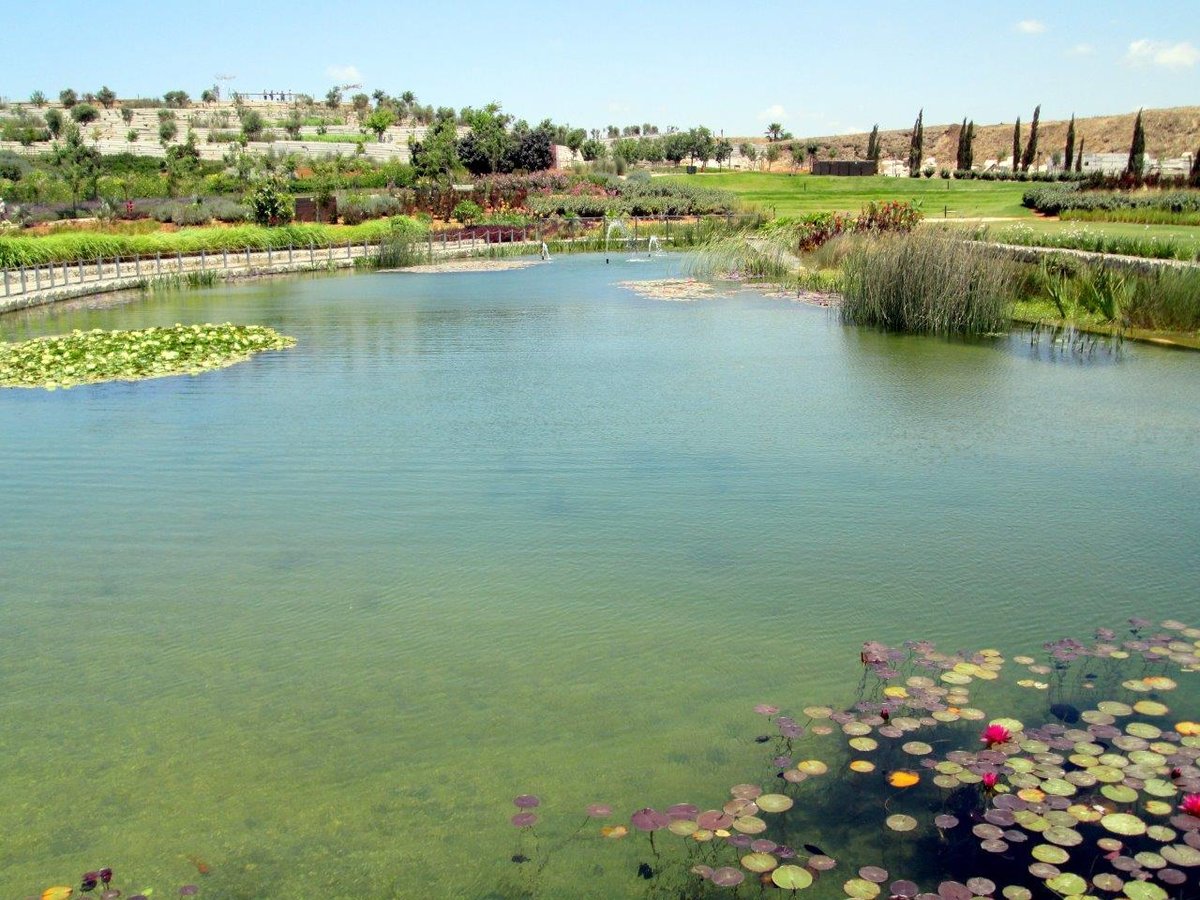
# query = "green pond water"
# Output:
<box><xmin>1</xmin><ymin>255</ymin><xmax>1198</xmax><ymax>899</ymax></box>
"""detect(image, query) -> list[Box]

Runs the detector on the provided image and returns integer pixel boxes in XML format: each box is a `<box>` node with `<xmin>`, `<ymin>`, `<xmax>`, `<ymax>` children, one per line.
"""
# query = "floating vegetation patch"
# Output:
<box><xmin>0</xmin><ymin>324</ymin><xmax>296</xmax><ymax>390</ymax></box>
<box><xmin>507</xmin><ymin>619</ymin><xmax>1200</xmax><ymax>897</ymax></box>
<box><xmin>618</xmin><ymin>279</ymin><xmax>720</xmax><ymax>302</ymax></box>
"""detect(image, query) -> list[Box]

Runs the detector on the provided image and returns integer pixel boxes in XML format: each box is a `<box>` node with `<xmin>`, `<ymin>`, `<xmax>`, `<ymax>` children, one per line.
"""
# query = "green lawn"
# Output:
<box><xmin>666</xmin><ymin>171</ymin><xmax>1034</xmax><ymax>219</ymax></box>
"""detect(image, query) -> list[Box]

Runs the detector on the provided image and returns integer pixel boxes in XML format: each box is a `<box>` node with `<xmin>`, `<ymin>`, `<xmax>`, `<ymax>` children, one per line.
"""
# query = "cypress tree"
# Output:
<box><xmin>955</xmin><ymin>118</ymin><xmax>967</xmax><ymax>170</ymax></box>
<box><xmin>866</xmin><ymin>124</ymin><xmax>879</xmax><ymax>162</ymax></box>
<box><xmin>1190</xmin><ymin>146</ymin><xmax>1199</xmax><ymax>184</ymax></box>
<box><xmin>1126</xmin><ymin>108</ymin><xmax>1146</xmax><ymax>178</ymax></box>
<box><xmin>1063</xmin><ymin>114</ymin><xmax>1076</xmax><ymax>174</ymax></box>
<box><xmin>965</xmin><ymin>121</ymin><xmax>976</xmax><ymax>170</ymax></box>
<box><xmin>1021</xmin><ymin>104</ymin><xmax>1040</xmax><ymax>172</ymax></box>
<box><xmin>908</xmin><ymin>109</ymin><xmax>923</xmax><ymax>176</ymax></box>
<box><xmin>1012</xmin><ymin>117</ymin><xmax>1021</xmax><ymax>173</ymax></box>
<box><xmin>1075</xmin><ymin>137</ymin><xmax>1084</xmax><ymax>173</ymax></box>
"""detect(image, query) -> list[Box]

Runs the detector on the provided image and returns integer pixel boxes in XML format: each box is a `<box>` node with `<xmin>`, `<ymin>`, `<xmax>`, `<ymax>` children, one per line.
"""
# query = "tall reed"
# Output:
<box><xmin>840</xmin><ymin>232</ymin><xmax>1018</xmax><ymax>334</ymax></box>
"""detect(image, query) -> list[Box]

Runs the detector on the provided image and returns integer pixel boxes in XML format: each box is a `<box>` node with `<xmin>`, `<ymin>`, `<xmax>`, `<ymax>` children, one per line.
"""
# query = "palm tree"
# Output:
<box><xmin>765</xmin><ymin>122</ymin><xmax>784</xmax><ymax>142</ymax></box>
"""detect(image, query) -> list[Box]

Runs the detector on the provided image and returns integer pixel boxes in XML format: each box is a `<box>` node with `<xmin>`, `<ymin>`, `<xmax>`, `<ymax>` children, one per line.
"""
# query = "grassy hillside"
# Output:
<box><xmin>735</xmin><ymin>106</ymin><xmax>1200</xmax><ymax>168</ymax></box>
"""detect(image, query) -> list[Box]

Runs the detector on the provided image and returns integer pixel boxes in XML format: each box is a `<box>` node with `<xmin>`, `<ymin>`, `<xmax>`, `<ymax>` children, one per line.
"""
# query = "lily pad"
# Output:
<box><xmin>772</xmin><ymin>866</ymin><xmax>813</xmax><ymax>890</ymax></box>
<box><xmin>741</xmin><ymin>852</ymin><xmax>778</xmax><ymax>873</ymax></box>
<box><xmin>886</xmin><ymin>814</ymin><xmax>918</xmax><ymax>832</ymax></box>
<box><xmin>1102</xmin><ymin>813</ymin><xmax>1147</xmax><ymax>836</ymax></box>
<box><xmin>756</xmin><ymin>794</ymin><xmax>794</xmax><ymax>813</ymax></box>
<box><xmin>844</xmin><ymin>878</ymin><xmax>882</xmax><ymax>898</ymax></box>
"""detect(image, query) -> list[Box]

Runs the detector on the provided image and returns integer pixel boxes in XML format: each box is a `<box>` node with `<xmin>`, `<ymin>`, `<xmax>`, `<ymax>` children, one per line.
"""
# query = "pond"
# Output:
<box><xmin>1</xmin><ymin>255</ymin><xmax>1198</xmax><ymax>899</ymax></box>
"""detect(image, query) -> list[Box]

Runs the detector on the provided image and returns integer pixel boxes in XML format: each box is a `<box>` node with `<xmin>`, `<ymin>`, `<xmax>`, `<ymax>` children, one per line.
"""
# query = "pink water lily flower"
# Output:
<box><xmin>980</xmin><ymin>724</ymin><xmax>1012</xmax><ymax>746</ymax></box>
<box><xmin>981</xmin><ymin>772</ymin><xmax>999</xmax><ymax>789</ymax></box>
<box><xmin>1180</xmin><ymin>793</ymin><xmax>1200</xmax><ymax>817</ymax></box>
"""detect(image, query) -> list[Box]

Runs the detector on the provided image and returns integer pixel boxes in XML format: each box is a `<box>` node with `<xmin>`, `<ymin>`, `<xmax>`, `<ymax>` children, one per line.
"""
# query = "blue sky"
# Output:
<box><xmin>4</xmin><ymin>0</ymin><xmax>1197</xmax><ymax>137</ymax></box>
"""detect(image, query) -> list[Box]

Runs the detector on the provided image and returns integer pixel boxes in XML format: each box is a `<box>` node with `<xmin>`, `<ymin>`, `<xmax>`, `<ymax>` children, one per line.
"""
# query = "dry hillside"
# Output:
<box><xmin>739</xmin><ymin>106</ymin><xmax>1200</xmax><ymax>168</ymax></box>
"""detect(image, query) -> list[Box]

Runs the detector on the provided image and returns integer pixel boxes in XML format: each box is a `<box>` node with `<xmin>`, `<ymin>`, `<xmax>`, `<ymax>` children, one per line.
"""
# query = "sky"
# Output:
<box><xmin>3</xmin><ymin>0</ymin><xmax>1198</xmax><ymax>138</ymax></box>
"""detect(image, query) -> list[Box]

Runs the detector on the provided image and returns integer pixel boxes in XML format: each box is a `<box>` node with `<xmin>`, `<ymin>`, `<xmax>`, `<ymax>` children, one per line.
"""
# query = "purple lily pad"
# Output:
<box><xmin>511</xmin><ymin>812</ymin><xmax>537</xmax><ymax>827</ymax></box>
<box><xmin>711</xmin><ymin>867</ymin><xmax>745</xmax><ymax>887</ymax></box>
<box><xmin>890</xmin><ymin>880</ymin><xmax>920</xmax><ymax>898</ymax></box>
<box><xmin>513</xmin><ymin>794</ymin><xmax>540</xmax><ymax>809</ymax></box>
<box><xmin>179</xmin><ymin>888</ymin><xmax>199</xmax><ymax>898</ymax></box>
<box><xmin>586</xmin><ymin>803</ymin><xmax>612</xmax><ymax>818</ymax></box>
<box><xmin>630</xmin><ymin>807</ymin><xmax>670</xmax><ymax>831</ymax></box>
<box><xmin>860</xmin><ymin>865</ymin><xmax>889</xmax><ymax>883</ymax></box>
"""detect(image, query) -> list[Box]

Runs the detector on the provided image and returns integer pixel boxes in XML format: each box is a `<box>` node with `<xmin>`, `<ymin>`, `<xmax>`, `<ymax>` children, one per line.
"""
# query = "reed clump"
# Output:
<box><xmin>840</xmin><ymin>232</ymin><xmax>1019</xmax><ymax>334</ymax></box>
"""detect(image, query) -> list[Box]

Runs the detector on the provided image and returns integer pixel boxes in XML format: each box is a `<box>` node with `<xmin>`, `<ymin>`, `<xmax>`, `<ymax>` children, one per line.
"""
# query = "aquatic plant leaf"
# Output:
<box><xmin>850</xmin><ymin>760</ymin><xmax>876</xmax><ymax>773</ymax></box>
<box><xmin>885</xmin><ymin>814</ymin><xmax>917</xmax><ymax>832</ymax></box>
<box><xmin>740</xmin><ymin>852</ymin><xmax>777</xmax><ymax>873</ymax></box>
<box><xmin>756</xmin><ymin>794</ymin><xmax>794</xmax><ymax>813</ymax></box>
<box><xmin>1045</xmin><ymin>873</ymin><xmax>1086</xmax><ymax>895</ymax></box>
<box><xmin>710</xmin><ymin>867</ymin><xmax>744</xmax><ymax>887</ymax></box>
<box><xmin>888</xmin><ymin>770</ymin><xmax>920</xmax><ymax>788</ymax></box>
<box><xmin>1102</xmin><ymin>813</ymin><xmax>1147</xmax><ymax>836</ymax></box>
<box><xmin>772</xmin><ymin>865</ymin><xmax>813</xmax><ymax>890</ymax></box>
<box><xmin>843</xmin><ymin>877</ymin><xmax>882</xmax><ymax>898</ymax></box>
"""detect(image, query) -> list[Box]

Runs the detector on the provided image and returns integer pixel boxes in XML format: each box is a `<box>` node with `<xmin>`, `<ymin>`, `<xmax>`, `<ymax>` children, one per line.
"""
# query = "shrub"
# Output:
<box><xmin>70</xmin><ymin>103</ymin><xmax>100</xmax><ymax>124</ymax></box>
<box><xmin>246</xmin><ymin>178</ymin><xmax>294</xmax><ymax>225</ymax></box>
<box><xmin>452</xmin><ymin>199</ymin><xmax>482</xmax><ymax>224</ymax></box>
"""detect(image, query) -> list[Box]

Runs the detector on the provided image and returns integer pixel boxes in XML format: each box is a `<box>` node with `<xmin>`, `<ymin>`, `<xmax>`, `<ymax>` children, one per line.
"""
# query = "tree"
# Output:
<box><xmin>1126</xmin><ymin>108</ymin><xmax>1146</xmax><ymax>178</ymax></box>
<box><xmin>1011</xmin><ymin>117</ymin><xmax>1021</xmax><ymax>172</ymax></box>
<box><xmin>201</xmin><ymin>88</ymin><xmax>217</xmax><ymax>104</ymax></box>
<box><xmin>45</xmin><ymin>108</ymin><xmax>64</xmax><ymax>138</ymax></box>
<box><xmin>964</xmin><ymin>121</ymin><xmax>975</xmax><ymax>170</ymax></box>
<box><xmin>30</xmin><ymin>90</ymin><xmax>46</xmax><ymax>107</ymax></box>
<box><xmin>1189</xmin><ymin>146</ymin><xmax>1200</xmax><ymax>185</ymax></box>
<box><xmin>1063</xmin><ymin>114</ymin><xmax>1076</xmax><ymax>174</ymax></box>
<box><xmin>121</xmin><ymin>107</ymin><xmax>134</xmax><ymax>126</ymax></box>
<box><xmin>1021</xmin><ymin>104</ymin><xmax>1040</xmax><ymax>172</ymax></box>
<box><xmin>506</xmin><ymin>119</ymin><xmax>554</xmax><ymax>172</ymax></box>
<box><xmin>409</xmin><ymin>116</ymin><xmax>462</xmax><ymax>179</ymax></box>
<box><xmin>325</xmin><ymin>87</ymin><xmax>342</xmax><ymax>109</ymax></box>
<box><xmin>363</xmin><ymin>108</ymin><xmax>395</xmax><ymax>142</ymax></box>
<box><xmin>806</xmin><ymin>141</ymin><xmax>819</xmax><ymax>171</ymax></box>
<box><xmin>461</xmin><ymin>103</ymin><xmax>513</xmax><ymax>174</ymax></box>
<box><xmin>96</xmin><ymin>86</ymin><xmax>117</xmax><ymax>109</ymax></box>
<box><xmin>59</xmin><ymin>88</ymin><xmax>78</xmax><ymax>108</ymax></box>
<box><xmin>686</xmin><ymin>126</ymin><xmax>715</xmax><ymax>168</ymax></box>
<box><xmin>275</xmin><ymin>108</ymin><xmax>299</xmax><ymax>139</ymax></box>
<box><xmin>70</xmin><ymin>103</ymin><xmax>100</xmax><ymax>124</ymax></box>
<box><xmin>714</xmin><ymin>138</ymin><xmax>733</xmax><ymax>169</ymax></box>
<box><xmin>866</xmin><ymin>124</ymin><xmax>879</xmax><ymax>162</ymax></box>
<box><xmin>158</xmin><ymin>113</ymin><xmax>178</xmax><ymax>146</ymax></box>
<box><xmin>663</xmin><ymin>132</ymin><xmax>689</xmax><ymax>166</ymax></box>
<box><xmin>955</xmin><ymin>118</ymin><xmax>968</xmax><ymax>170</ymax></box>
<box><xmin>163</xmin><ymin>90</ymin><xmax>190</xmax><ymax>108</ymax></box>
<box><xmin>580</xmin><ymin>138</ymin><xmax>605</xmax><ymax>161</ymax></box>
<box><xmin>738</xmin><ymin>142</ymin><xmax>757</xmax><ymax>169</ymax></box>
<box><xmin>908</xmin><ymin>109</ymin><xmax>923</xmax><ymax>177</ymax></box>
<box><xmin>1076</xmin><ymin>137</ymin><xmax>1084</xmax><ymax>173</ymax></box>
<box><xmin>240</xmin><ymin>109</ymin><xmax>265</xmax><ymax>141</ymax></box>
<box><xmin>565</xmin><ymin>128</ymin><xmax>585</xmax><ymax>158</ymax></box>
<box><xmin>787</xmin><ymin>142</ymin><xmax>805</xmax><ymax>171</ymax></box>
<box><xmin>764</xmin><ymin>143</ymin><xmax>780</xmax><ymax>171</ymax></box>
<box><xmin>53</xmin><ymin>122</ymin><xmax>100</xmax><ymax>214</ymax></box>
<box><xmin>766</xmin><ymin>122</ymin><xmax>784</xmax><ymax>142</ymax></box>
<box><xmin>126</xmin><ymin>129</ymin><xmax>139</xmax><ymax>143</ymax></box>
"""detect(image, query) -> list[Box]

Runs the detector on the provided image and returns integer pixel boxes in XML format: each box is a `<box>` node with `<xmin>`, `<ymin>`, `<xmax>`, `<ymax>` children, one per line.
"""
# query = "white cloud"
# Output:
<box><xmin>1069</xmin><ymin>43</ymin><xmax>1094</xmax><ymax>55</ymax></box>
<box><xmin>1016</xmin><ymin>19</ymin><xmax>1046</xmax><ymax>34</ymax></box>
<box><xmin>757</xmin><ymin>104</ymin><xmax>789</xmax><ymax>122</ymax></box>
<box><xmin>1126</xmin><ymin>39</ymin><xmax>1199</xmax><ymax>68</ymax></box>
<box><xmin>325</xmin><ymin>64</ymin><xmax>362</xmax><ymax>84</ymax></box>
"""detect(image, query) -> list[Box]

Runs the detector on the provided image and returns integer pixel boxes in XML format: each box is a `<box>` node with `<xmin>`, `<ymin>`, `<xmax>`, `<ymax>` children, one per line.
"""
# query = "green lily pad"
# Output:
<box><xmin>1101</xmin><ymin>813</ymin><xmax>1146</xmax><ymax>836</ymax></box>
<box><xmin>1046</xmin><ymin>873</ymin><xmax>1087</xmax><ymax>895</ymax></box>
<box><xmin>843</xmin><ymin>878</ymin><xmax>881</xmax><ymax>898</ymax></box>
<box><xmin>1032</xmin><ymin>844</ymin><xmax>1070</xmax><ymax>864</ymax></box>
<box><xmin>1101</xmin><ymin>785</ymin><xmax>1139</xmax><ymax>804</ymax></box>
<box><xmin>772</xmin><ymin>866</ymin><xmax>813</xmax><ymax>890</ymax></box>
